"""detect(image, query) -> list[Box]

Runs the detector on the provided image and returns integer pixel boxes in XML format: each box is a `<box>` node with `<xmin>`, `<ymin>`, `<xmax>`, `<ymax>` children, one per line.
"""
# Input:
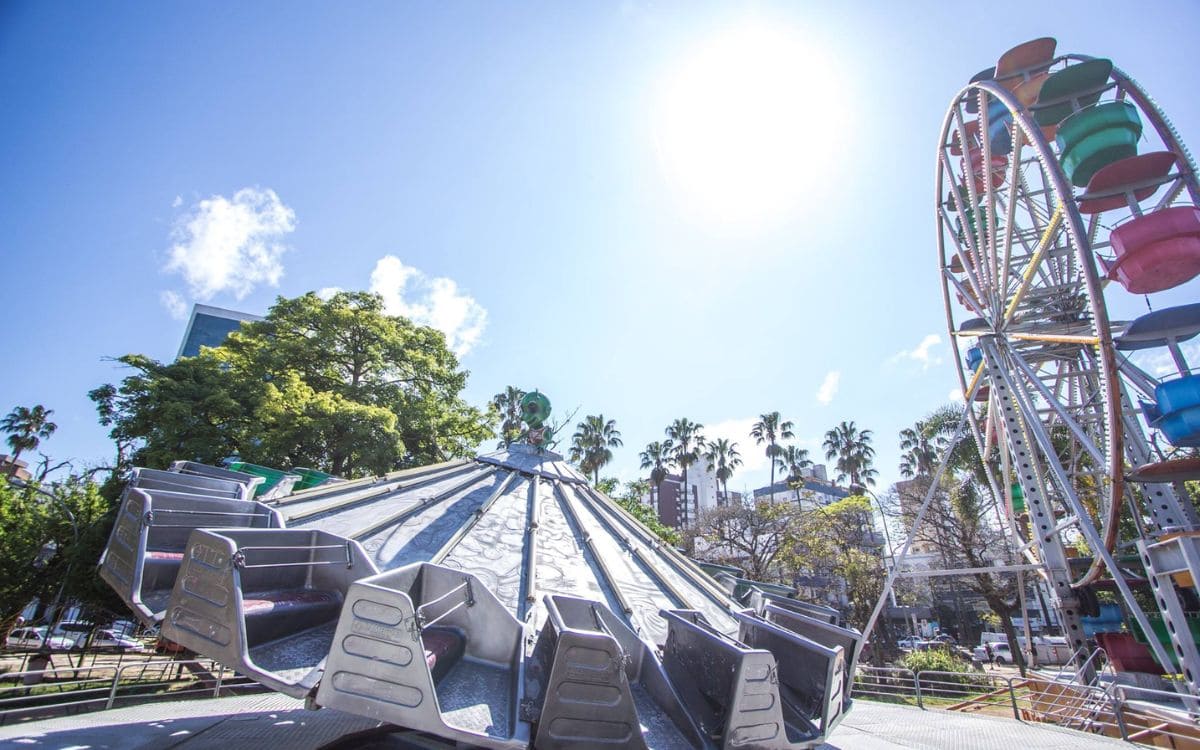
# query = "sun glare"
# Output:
<box><xmin>654</xmin><ymin>21</ymin><xmax>849</xmax><ymax>231</ymax></box>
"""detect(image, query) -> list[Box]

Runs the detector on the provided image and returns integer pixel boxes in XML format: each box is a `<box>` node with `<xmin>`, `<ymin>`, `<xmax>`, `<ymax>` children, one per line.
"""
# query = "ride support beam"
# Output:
<box><xmin>980</xmin><ymin>336</ymin><xmax>1185</xmax><ymax>687</ymax></box>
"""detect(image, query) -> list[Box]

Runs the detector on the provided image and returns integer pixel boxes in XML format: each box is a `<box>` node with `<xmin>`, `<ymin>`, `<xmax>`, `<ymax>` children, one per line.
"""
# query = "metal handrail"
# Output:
<box><xmin>0</xmin><ymin>657</ymin><xmax>259</xmax><ymax>725</ymax></box>
<box><xmin>853</xmin><ymin>665</ymin><xmax>1141</xmax><ymax>743</ymax></box>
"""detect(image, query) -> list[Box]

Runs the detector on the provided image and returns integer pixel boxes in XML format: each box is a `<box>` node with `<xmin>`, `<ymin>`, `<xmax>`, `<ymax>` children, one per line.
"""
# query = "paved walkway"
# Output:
<box><xmin>0</xmin><ymin>695</ymin><xmax>1131</xmax><ymax>749</ymax></box>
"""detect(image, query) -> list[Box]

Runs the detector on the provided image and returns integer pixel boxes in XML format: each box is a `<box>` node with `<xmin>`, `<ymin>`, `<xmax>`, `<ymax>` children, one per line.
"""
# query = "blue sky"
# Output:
<box><xmin>2</xmin><ymin>1</ymin><xmax>1198</xmax><ymax>494</ymax></box>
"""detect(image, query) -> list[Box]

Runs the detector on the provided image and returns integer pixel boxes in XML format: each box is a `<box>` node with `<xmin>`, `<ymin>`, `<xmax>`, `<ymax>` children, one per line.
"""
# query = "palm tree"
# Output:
<box><xmin>1</xmin><ymin>405</ymin><xmax>57</xmax><ymax>477</ymax></box>
<box><xmin>491</xmin><ymin>386</ymin><xmax>525</xmax><ymax>447</ymax></box>
<box><xmin>666</xmin><ymin>418</ymin><xmax>704</xmax><ymax>526</ymax></box>
<box><xmin>822</xmin><ymin>420</ymin><xmax>878</xmax><ymax>490</ymax></box>
<box><xmin>774</xmin><ymin>444</ymin><xmax>813</xmax><ymax>503</ymax></box>
<box><xmin>899</xmin><ymin>422</ymin><xmax>942</xmax><ymax>479</ymax></box>
<box><xmin>704</xmin><ymin>438</ymin><xmax>743</xmax><ymax>505</ymax></box>
<box><xmin>639</xmin><ymin>440</ymin><xmax>675</xmax><ymax>515</ymax></box>
<box><xmin>750</xmin><ymin>412</ymin><xmax>794</xmax><ymax>493</ymax></box>
<box><xmin>569</xmin><ymin>414</ymin><xmax>623</xmax><ymax>485</ymax></box>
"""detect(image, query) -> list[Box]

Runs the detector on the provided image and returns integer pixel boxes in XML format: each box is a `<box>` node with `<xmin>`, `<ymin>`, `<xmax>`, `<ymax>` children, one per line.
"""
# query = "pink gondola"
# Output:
<box><xmin>1101</xmin><ymin>206</ymin><xmax>1200</xmax><ymax>294</ymax></box>
<box><xmin>1078</xmin><ymin>151</ymin><xmax>1177</xmax><ymax>215</ymax></box>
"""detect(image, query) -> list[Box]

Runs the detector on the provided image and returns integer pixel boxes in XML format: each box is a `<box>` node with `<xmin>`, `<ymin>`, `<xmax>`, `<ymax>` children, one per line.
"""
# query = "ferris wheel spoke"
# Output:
<box><xmin>944</xmin><ymin>270</ymin><xmax>989</xmax><ymax>319</ymax></box>
<box><xmin>978</xmin><ymin>90</ymin><xmax>1005</xmax><ymax>314</ymax></box>
<box><xmin>1002</xmin><ymin>205</ymin><xmax>1065</xmax><ymax>327</ymax></box>
<box><xmin>1008</xmin><ymin>347</ymin><xmax>1107</xmax><ymax>468</ymax></box>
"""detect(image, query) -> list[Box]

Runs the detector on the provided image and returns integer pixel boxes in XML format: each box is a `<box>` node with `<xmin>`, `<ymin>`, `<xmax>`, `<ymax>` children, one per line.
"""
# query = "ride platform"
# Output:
<box><xmin>0</xmin><ymin>692</ymin><xmax>1133</xmax><ymax>750</ymax></box>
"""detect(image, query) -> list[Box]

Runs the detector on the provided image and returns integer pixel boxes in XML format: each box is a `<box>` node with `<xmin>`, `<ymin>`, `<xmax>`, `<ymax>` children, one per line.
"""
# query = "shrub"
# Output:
<box><xmin>902</xmin><ymin>647</ymin><xmax>972</xmax><ymax>674</ymax></box>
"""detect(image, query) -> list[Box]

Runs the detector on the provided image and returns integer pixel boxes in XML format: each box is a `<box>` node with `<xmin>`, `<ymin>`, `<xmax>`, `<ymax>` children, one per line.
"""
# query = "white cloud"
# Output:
<box><xmin>890</xmin><ymin>333</ymin><xmax>943</xmax><ymax>370</ymax></box>
<box><xmin>1130</xmin><ymin>341</ymin><xmax>1200</xmax><ymax>378</ymax></box>
<box><xmin>171</xmin><ymin>195</ymin><xmax>183</xmax><ymax>208</ymax></box>
<box><xmin>948</xmin><ymin>388</ymin><xmax>964</xmax><ymax>403</ymax></box>
<box><xmin>316</xmin><ymin>286</ymin><xmax>343</xmax><ymax>301</ymax></box>
<box><xmin>165</xmin><ymin>187</ymin><xmax>296</xmax><ymax>300</ymax></box>
<box><xmin>816</xmin><ymin>370</ymin><xmax>840</xmax><ymax>405</ymax></box>
<box><xmin>369</xmin><ymin>256</ymin><xmax>487</xmax><ymax>357</ymax></box>
<box><xmin>705</xmin><ymin>417</ymin><xmax>766</xmax><ymax>471</ymax></box>
<box><xmin>160</xmin><ymin>290</ymin><xmax>188</xmax><ymax>320</ymax></box>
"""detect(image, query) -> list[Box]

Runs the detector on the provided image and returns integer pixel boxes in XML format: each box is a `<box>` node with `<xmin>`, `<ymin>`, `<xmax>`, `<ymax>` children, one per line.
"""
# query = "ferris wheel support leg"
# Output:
<box><xmin>862</xmin><ymin>408</ymin><xmax>972</xmax><ymax>643</ymax></box>
<box><xmin>976</xmin><ymin>337</ymin><xmax>1091</xmax><ymax>679</ymax></box>
<box><xmin>1137</xmin><ymin>538</ymin><xmax>1200</xmax><ymax>706</ymax></box>
<box><xmin>980</xmin><ymin>336</ymin><xmax>1184</xmax><ymax>688</ymax></box>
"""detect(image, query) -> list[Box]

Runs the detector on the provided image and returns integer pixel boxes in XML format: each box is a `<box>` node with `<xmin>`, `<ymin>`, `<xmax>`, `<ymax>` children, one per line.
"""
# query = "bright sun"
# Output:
<box><xmin>654</xmin><ymin>21</ymin><xmax>848</xmax><ymax>231</ymax></box>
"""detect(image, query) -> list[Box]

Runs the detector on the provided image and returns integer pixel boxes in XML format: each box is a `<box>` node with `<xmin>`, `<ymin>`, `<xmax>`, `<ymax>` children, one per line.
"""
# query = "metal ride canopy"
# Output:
<box><xmin>870</xmin><ymin>36</ymin><xmax>1200</xmax><ymax>695</ymax></box>
<box><xmin>99</xmin><ymin>394</ymin><xmax>863</xmax><ymax>749</ymax></box>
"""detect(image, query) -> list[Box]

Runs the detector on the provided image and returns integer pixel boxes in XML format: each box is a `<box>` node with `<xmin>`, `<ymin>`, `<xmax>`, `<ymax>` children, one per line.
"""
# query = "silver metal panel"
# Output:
<box><xmin>315</xmin><ymin>562</ymin><xmax>529</xmax><ymax>749</ymax></box>
<box><xmin>99</xmin><ymin>485</ymin><xmax>283</xmax><ymax>625</ymax></box>
<box><xmin>162</xmin><ymin>527</ymin><xmax>378</xmax><ymax>697</ymax></box>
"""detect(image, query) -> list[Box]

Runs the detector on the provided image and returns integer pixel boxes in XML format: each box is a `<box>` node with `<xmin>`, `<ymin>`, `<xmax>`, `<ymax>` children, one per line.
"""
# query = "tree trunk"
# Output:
<box><xmin>769</xmin><ymin>442</ymin><xmax>775</xmax><ymax>495</ymax></box>
<box><xmin>991</xmin><ymin>595</ymin><xmax>1028</xmax><ymax>676</ymax></box>
<box><xmin>7</xmin><ymin>447</ymin><xmax>24</xmax><ymax>478</ymax></box>
<box><xmin>681</xmin><ymin>465</ymin><xmax>689</xmax><ymax>527</ymax></box>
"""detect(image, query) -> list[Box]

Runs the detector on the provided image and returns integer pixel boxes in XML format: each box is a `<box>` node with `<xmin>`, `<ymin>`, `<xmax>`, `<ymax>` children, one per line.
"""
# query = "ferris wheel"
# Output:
<box><xmin>935</xmin><ymin>37</ymin><xmax>1200</xmax><ymax>689</ymax></box>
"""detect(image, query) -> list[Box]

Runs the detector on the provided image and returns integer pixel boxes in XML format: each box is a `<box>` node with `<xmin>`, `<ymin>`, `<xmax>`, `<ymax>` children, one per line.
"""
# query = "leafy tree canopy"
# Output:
<box><xmin>90</xmin><ymin>291</ymin><xmax>494</xmax><ymax>477</ymax></box>
<box><xmin>0</xmin><ymin>478</ymin><xmax>113</xmax><ymax>628</ymax></box>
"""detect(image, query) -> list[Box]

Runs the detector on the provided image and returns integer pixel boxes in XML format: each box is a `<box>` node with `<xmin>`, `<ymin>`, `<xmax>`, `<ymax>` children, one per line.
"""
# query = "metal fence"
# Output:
<box><xmin>2</xmin><ymin>656</ymin><xmax>1197</xmax><ymax>746</ymax></box>
<box><xmin>852</xmin><ymin>665</ymin><xmax>1200</xmax><ymax>746</ymax></box>
<box><xmin>0</xmin><ymin>657</ymin><xmax>261</xmax><ymax>725</ymax></box>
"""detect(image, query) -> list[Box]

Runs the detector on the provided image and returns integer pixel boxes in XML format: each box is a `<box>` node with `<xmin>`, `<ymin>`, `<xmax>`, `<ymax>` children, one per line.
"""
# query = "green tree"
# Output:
<box><xmin>610</xmin><ymin>479</ymin><xmax>680</xmax><ymax>546</ymax></box>
<box><xmin>1</xmin><ymin>405</ymin><xmax>58</xmax><ymax>477</ymax></box>
<box><xmin>689</xmin><ymin>499</ymin><xmax>800</xmax><ymax>582</ymax></box>
<box><xmin>639</xmin><ymin>440</ymin><xmax>675</xmax><ymax>516</ymax></box>
<box><xmin>569</xmin><ymin>415</ymin><xmax>623</xmax><ymax>485</ymax></box>
<box><xmin>0</xmin><ymin>478</ymin><xmax>112</xmax><ymax>631</ymax></box>
<box><xmin>595</xmin><ymin>476</ymin><xmax>621</xmax><ymax>496</ymax></box>
<box><xmin>666</xmin><ymin>418</ymin><xmax>704</xmax><ymax>527</ymax></box>
<box><xmin>788</xmin><ymin>495</ymin><xmax>887</xmax><ymax>631</ymax></box>
<box><xmin>823</xmin><ymin>420</ymin><xmax>878</xmax><ymax>490</ymax></box>
<box><xmin>894</xmin><ymin>479</ymin><xmax>1029</xmax><ymax>675</ymax></box>
<box><xmin>90</xmin><ymin>291</ymin><xmax>492</xmax><ymax>477</ymax></box>
<box><xmin>751</xmin><ymin>412</ymin><xmax>793</xmax><ymax>493</ymax></box>
<box><xmin>491</xmin><ymin>386</ymin><xmax>526</xmax><ymax>447</ymax></box>
<box><xmin>704</xmin><ymin>438</ymin><xmax>743</xmax><ymax>505</ymax></box>
<box><xmin>774</xmin><ymin>444</ymin><xmax>814</xmax><ymax>503</ymax></box>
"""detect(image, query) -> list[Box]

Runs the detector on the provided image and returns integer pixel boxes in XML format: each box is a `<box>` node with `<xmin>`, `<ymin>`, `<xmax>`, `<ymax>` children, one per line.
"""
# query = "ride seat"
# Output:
<box><xmin>994</xmin><ymin>37</ymin><xmax>1057</xmax><ymax>91</ymax></box>
<box><xmin>1095</xmin><ymin>632</ymin><xmax>1166</xmax><ymax>675</ymax></box>
<box><xmin>964</xmin><ymin>146</ymin><xmax>1007</xmax><ymax>191</ymax></box>
<box><xmin>242</xmin><ymin>589</ymin><xmax>343</xmax><ymax>645</ymax></box>
<box><xmin>1101</xmin><ymin>206</ymin><xmax>1200</xmax><ymax>294</ymax></box>
<box><xmin>421</xmin><ymin>626</ymin><xmax>465</xmax><ymax>682</ymax></box>
<box><xmin>1056</xmin><ymin>101</ymin><xmax>1143</xmax><ymax>187</ymax></box>
<box><xmin>1114</xmin><ymin>302</ymin><xmax>1200</xmax><ymax>352</ymax></box>
<box><xmin>1033</xmin><ymin>59</ymin><xmax>1114</xmax><ymax>132</ymax></box>
<box><xmin>965</xmin><ymin>67</ymin><xmax>995</xmax><ymax>114</ymax></box>
<box><xmin>984</xmin><ymin>99</ymin><xmax>1013</xmax><ymax>155</ymax></box>
<box><xmin>1142</xmin><ymin>375</ymin><xmax>1200</xmax><ymax>448</ymax></box>
<box><xmin>1078</xmin><ymin>152</ymin><xmax>1178</xmax><ymax>215</ymax></box>
<box><xmin>949</xmin><ymin>120</ymin><xmax>979</xmax><ymax>156</ymax></box>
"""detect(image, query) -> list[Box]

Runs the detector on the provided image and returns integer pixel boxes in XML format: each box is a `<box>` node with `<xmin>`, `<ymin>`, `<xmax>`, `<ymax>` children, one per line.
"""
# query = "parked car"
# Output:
<box><xmin>6</xmin><ymin>627</ymin><xmax>75</xmax><ymax>651</ymax></box>
<box><xmin>88</xmin><ymin>629</ymin><xmax>146</xmax><ymax>652</ymax></box>
<box><xmin>933</xmin><ymin>633</ymin><xmax>957</xmax><ymax>645</ymax></box>
<box><xmin>974</xmin><ymin>642</ymin><xmax>1014</xmax><ymax>665</ymax></box>
<box><xmin>52</xmin><ymin>620</ymin><xmax>95</xmax><ymax>648</ymax></box>
<box><xmin>897</xmin><ymin>636</ymin><xmax>920</xmax><ymax>650</ymax></box>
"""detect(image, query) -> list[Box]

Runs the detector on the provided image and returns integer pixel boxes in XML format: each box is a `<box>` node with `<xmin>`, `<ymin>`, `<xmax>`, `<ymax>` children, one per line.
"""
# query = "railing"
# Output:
<box><xmin>0</xmin><ymin>658</ymin><xmax>261</xmax><ymax>725</ymax></box>
<box><xmin>854</xmin><ymin>664</ymin><xmax>1200</xmax><ymax>746</ymax></box>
